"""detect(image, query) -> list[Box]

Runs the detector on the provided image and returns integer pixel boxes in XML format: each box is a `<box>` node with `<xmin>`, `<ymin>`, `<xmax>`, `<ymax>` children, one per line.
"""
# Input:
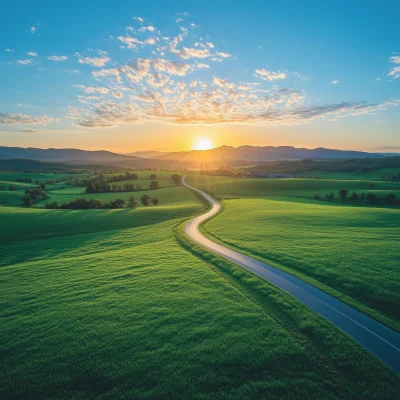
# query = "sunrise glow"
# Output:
<box><xmin>193</xmin><ymin>138</ymin><xmax>213</xmax><ymax>151</ymax></box>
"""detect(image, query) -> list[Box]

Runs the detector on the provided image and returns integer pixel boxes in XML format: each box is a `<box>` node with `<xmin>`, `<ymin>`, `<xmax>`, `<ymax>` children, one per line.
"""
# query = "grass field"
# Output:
<box><xmin>0</xmin><ymin>172</ymin><xmax>88</xmax><ymax>182</ymax></box>
<box><xmin>186</xmin><ymin>174</ymin><xmax>400</xmax><ymax>330</ymax></box>
<box><xmin>35</xmin><ymin>185</ymin><xmax>188</xmax><ymax>208</ymax></box>
<box><xmin>1</xmin><ymin>185</ymin><xmax>399</xmax><ymax>399</ymax></box>
<box><xmin>186</xmin><ymin>175</ymin><xmax>400</xmax><ymax>201</ymax></box>
<box><xmin>298</xmin><ymin>168</ymin><xmax>400</xmax><ymax>181</ymax></box>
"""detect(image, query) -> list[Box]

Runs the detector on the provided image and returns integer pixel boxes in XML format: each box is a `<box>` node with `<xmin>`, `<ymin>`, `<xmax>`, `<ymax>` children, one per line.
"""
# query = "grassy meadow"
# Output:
<box><xmin>0</xmin><ymin>170</ymin><xmax>399</xmax><ymax>398</ymax></box>
<box><xmin>186</xmin><ymin>174</ymin><xmax>400</xmax><ymax>331</ymax></box>
<box><xmin>1</xmin><ymin>182</ymin><xmax>399</xmax><ymax>399</ymax></box>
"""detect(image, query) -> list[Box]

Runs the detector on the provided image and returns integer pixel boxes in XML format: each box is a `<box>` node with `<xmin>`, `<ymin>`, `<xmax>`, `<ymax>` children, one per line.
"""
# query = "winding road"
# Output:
<box><xmin>182</xmin><ymin>176</ymin><xmax>400</xmax><ymax>374</ymax></box>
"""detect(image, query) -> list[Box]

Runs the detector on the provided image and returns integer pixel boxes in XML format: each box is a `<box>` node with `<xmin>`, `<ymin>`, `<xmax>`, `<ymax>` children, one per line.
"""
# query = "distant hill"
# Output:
<box><xmin>0</xmin><ymin>146</ymin><xmax>175</xmax><ymax>168</ymax></box>
<box><xmin>155</xmin><ymin>145</ymin><xmax>385</xmax><ymax>163</ymax></box>
<box><xmin>125</xmin><ymin>151</ymin><xmax>168</xmax><ymax>159</ymax></box>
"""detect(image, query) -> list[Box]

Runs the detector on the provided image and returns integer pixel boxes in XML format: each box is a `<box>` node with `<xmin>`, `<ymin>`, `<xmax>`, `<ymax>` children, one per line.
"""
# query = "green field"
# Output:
<box><xmin>186</xmin><ymin>174</ymin><xmax>400</xmax><ymax>330</ymax></box>
<box><xmin>298</xmin><ymin>168</ymin><xmax>400</xmax><ymax>181</ymax></box>
<box><xmin>1</xmin><ymin>184</ymin><xmax>399</xmax><ymax>399</ymax></box>
<box><xmin>0</xmin><ymin>172</ymin><xmax>88</xmax><ymax>182</ymax></box>
<box><xmin>186</xmin><ymin>175</ymin><xmax>400</xmax><ymax>201</ymax></box>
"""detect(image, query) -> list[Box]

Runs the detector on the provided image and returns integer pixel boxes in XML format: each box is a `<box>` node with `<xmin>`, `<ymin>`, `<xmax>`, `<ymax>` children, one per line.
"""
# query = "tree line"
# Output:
<box><xmin>45</xmin><ymin>194</ymin><xmax>160</xmax><ymax>210</ymax></box>
<box><xmin>314</xmin><ymin>189</ymin><xmax>398</xmax><ymax>205</ymax></box>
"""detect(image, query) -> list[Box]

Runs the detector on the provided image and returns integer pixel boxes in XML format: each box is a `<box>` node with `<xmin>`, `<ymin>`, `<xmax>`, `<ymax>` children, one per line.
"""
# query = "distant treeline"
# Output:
<box><xmin>70</xmin><ymin>173</ymin><xmax>181</xmax><ymax>193</ymax></box>
<box><xmin>246</xmin><ymin>157</ymin><xmax>400</xmax><ymax>178</ymax></box>
<box><xmin>314</xmin><ymin>189</ymin><xmax>399</xmax><ymax>206</ymax></box>
<box><xmin>45</xmin><ymin>194</ymin><xmax>159</xmax><ymax>210</ymax></box>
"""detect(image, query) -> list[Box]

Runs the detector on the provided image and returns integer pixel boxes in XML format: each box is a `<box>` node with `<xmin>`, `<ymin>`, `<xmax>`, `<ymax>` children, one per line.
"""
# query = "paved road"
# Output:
<box><xmin>182</xmin><ymin>176</ymin><xmax>400</xmax><ymax>374</ymax></box>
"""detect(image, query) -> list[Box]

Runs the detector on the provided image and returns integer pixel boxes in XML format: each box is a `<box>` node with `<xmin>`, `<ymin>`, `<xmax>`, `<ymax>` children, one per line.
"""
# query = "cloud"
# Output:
<box><xmin>74</xmin><ymin>85</ymin><xmax>109</xmax><ymax>94</ymax></box>
<box><xmin>112</xmin><ymin>91</ymin><xmax>124</xmax><ymax>99</ymax></box>
<box><xmin>254</xmin><ymin>69</ymin><xmax>286</xmax><ymax>81</ymax></box>
<box><xmin>133</xmin><ymin>17</ymin><xmax>144</xmax><ymax>23</ymax></box>
<box><xmin>29</xmin><ymin>26</ymin><xmax>37</xmax><ymax>34</ymax></box>
<box><xmin>0</xmin><ymin>113</ymin><xmax>54</xmax><ymax>125</ymax></box>
<box><xmin>388</xmin><ymin>55</ymin><xmax>400</xmax><ymax>79</ymax></box>
<box><xmin>27</xmin><ymin>52</ymin><xmax>38</xmax><ymax>57</ymax></box>
<box><xmin>17</xmin><ymin>59</ymin><xmax>33</xmax><ymax>65</ymax></box>
<box><xmin>5</xmin><ymin>48</ymin><xmax>14</xmax><ymax>53</ymax></box>
<box><xmin>21</xmin><ymin>128</ymin><xmax>36</xmax><ymax>132</ymax></box>
<box><xmin>78</xmin><ymin>55</ymin><xmax>111</xmax><ymax>67</ymax></box>
<box><xmin>332</xmin><ymin>80</ymin><xmax>339</xmax><ymax>84</ymax></box>
<box><xmin>47</xmin><ymin>55</ymin><xmax>68</xmax><ymax>61</ymax></box>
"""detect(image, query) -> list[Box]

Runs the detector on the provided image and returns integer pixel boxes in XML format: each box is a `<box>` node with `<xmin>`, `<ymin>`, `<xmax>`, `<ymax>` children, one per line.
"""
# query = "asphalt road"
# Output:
<box><xmin>182</xmin><ymin>176</ymin><xmax>400</xmax><ymax>374</ymax></box>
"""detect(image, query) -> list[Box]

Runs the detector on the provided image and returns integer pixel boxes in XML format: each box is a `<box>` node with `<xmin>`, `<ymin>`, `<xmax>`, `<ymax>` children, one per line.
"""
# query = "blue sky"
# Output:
<box><xmin>0</xmin><ymin>0</ymin><xmax>399</xmax><ymax>152</ymax></box>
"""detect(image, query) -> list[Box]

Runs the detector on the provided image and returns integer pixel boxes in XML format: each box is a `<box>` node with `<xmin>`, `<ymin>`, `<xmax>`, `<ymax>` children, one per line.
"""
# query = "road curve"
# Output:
<box><xmin>182</xmin><ymin>176</ymin><xmax>400</xmax><ymax>374</ymax></box>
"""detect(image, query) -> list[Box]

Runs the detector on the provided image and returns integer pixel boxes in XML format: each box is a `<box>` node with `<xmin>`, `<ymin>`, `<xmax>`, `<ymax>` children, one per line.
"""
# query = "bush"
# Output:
<box><xmin>45</xmin><ymin>201</ymin><xmax>59</xmax><ymax>209</ymax></box>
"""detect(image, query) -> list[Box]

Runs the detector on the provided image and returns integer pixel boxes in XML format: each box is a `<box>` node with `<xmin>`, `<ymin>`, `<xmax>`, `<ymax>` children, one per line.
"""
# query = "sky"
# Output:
<box><xmin>0</xmin><ymin>0</ymin><xmax>399</xmax><ymax>153</ymax></box>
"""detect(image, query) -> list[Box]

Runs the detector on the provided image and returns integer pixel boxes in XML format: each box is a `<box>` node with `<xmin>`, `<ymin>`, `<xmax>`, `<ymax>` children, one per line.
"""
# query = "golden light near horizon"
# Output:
<box><xmin>193</xmin><ymin>138</ymin><xmax>213</xmax><ymax>151</ymax></box>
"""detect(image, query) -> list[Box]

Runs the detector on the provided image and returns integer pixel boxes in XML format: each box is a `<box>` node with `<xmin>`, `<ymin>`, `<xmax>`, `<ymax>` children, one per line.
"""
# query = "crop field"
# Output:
<box><xmin>1</xmin><ymin>183</ymin><xmax>399</xmax><ymax>399</ymax></box>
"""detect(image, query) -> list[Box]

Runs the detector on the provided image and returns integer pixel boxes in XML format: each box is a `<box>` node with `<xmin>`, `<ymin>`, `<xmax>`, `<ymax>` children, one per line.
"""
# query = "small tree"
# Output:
<box><xmin>328</xmin><ymin>193</ymin><xmax>334</xmax><ymax>200</ymax></box>
<box><xmin>151</xmin><ymin>197</ymin><xmax>159</xmax><ymax>206</ymax></box>
<box><xmin>150</xmin><ymin>180</ymin><xmax>159</xmax><ymax>190</ymax></box>
<box><xmin>40</xmin><ymin>183</ymin><xmax>46</xmax><ymax>190</ymax></box>
<box><xmin>8</xmin><ymin>186</ymin><xmax>17</xmax><ymax>191</ymax></box>
<box><xmin>171</xmin><ymin>174</ymin><xmax>181</xmax><ymax>184</ymax></box>
<box><xmin>385</xmin><ymin>193</ymin><xmax>396</xmax><ymax>204</ymax></box>
<box><xmin>369</xmin><ymin>183</ymin><xmax>375</xmax><ymax>190</ymax></box>
<box><xmin>338</xmin><ymin>189</ymin><xmax>348</xmax><ymax>200</ymax></box>
<box><xmin>140</xmin><ymin>194</ymin><xmax>151</xmax><ymax>206</ymax></box>
<box><xmin>314</xmin><ymin>194</ymin><xmax>321</xmax><ymax>200</ymax></box>
<box><xmin>360</xmin><ymin>193</ymin><xmax>366</xmax><ymax>201</ymax></box>
<box><xmin>110</xmin><ymin>198</ymin><xmax>126</xmax><ymax>208</ymax></box>
<box><xmin>350</xmin><ymin>191</ymin><xmax>359</xmax><ymax>201</ymax></box>
<box><xmin>127</xmin><ymin>196</ymin><xmax>138</xmax><ymax>208</ymax></box>
<box><xmin>366</xmin><ymin>193</ymin><xmax>377</xmax><ymax>204</ymax></box>
<box><xmin>149</xmin><ymin>174</ymin><xmax>157</xmax><ymax>180</ymax></box>
<box><xmin>45</xmin><ymin>201</ymin><xmax>59</xmax><ymax>209</ymax></box>
<box><xmin>21</xmin><ymin>195</ymin><xmax>33</xmax><ymax>207</ymax></box>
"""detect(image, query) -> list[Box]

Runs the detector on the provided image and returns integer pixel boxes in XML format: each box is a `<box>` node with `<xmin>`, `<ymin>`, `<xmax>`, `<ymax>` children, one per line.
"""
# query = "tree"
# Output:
<box><xmin>151</xmin><ymin>197</ymin><xmax>159</xmax><ymax>206</ymax></box>
<box><xmin>369</xmin><ymin>183</ymin><xmax>375</xmax><ymax>190</ymax></box>
<box><xmin>338</xmin><ymin>189</ymin><xmax>348</xmax><ymax>200</ymax></box>
<box><xmin>171</xmin><ymin>174</ymin><xmax>181</xmax><ymax>184</ymax></box>
<box><xmin>350</xmin><ymin>191</ymin><xmax>359</xmax><ymax>201</ymax></box>
<box><xmin>140</xmin><ymin>194</ymin><xmax>151</xmax><ymax>206</ymax></box>
<box><xmin>150</xmin><ymin>180</ymin><xmax>159</xmax><ymax>190</ymax></box>
<box><xmin>328</xmin><ymin>193</ymin><xmax>334</xmax><ymax>200</ymax></box>
<box><xmin>110</xmin><ymin>198</ymin><xmax>126</xmax><ymax>208</ymax></box>
<box><xmin>366</xmin><ymin>193</ymin><xmax>377</xmax><ymax>204</ymax></box>
<box><xmin>149</xmin><ymin>174</ymin><xmax>157</xmax><ymax>180</ymax></box>
<box><xmin>45</xmin><ymin>201</ymin><xmax>59</xmax><ymax>209</ymax></box>
<box><xmin>360</xmin><ymin>193</ymin><xmax>366</xmax><ymax>201</ymax></box>
<box><xmin>8</xmin><ymin>186</ymin><xmax>17</xmax><ymax>191</ymax></box>
<box><xmin>314</xmin><ymin>194</ymin><xmax>321</xmax><ymax>200</ymax></box>
<box><xmin>385</xmin><ymin>193</ymin><xmax>396</xmax><ymax>204</ymax></box>
<box><xmin>127</xmin><ymin>196</ymin><xmax>138</xmax><ymax>207</ymax></box>
<box><xmin>21</xmin><ymin>195</ymin><xmax>33</xmax><ymax>207</ymax></box>
<box><xmin>40</xmin><ymin>183</ymin><xmax>46</xmax><ymax>190</ymax></box>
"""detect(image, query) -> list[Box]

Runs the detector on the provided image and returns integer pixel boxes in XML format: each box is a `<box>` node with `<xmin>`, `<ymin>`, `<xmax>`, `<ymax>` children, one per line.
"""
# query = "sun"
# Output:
<box><xmin>193</xmin><ymin>138</ymin><xmax>213</xmax><ymax>151</ymax></box>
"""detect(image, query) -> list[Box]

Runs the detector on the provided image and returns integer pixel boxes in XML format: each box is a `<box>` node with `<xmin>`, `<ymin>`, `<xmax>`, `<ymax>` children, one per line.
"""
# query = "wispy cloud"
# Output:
<box><xmin>254</xmin><ymin>69</ymin><xmax>286</xmax><ymax>81</ymax></box>
<box><xmin>5</xmin><ymin>48</ymin><xmax>14</xmax><ymax>53</ymax></box>
<box><xmin>29</xmin><ymin>26</ymin><xmax>37</xmax><ymax>34</ymax></box>
<box><xmin>27</xmin><ymin>52</ymin><xmax>38</xmax><ymax>57</ymax></box>
<box><xmin>0</xmin><ymin>113</ymin><xmax>54</xmax><ymax>125</ymax></box>
<box><xmin>17</xmin><ymin>59</ymin><xmax>34</xmax><ymax>65</ymax></box>
<box><xmin>78</xmin><ymin>55</ymin><xmax>111</xmax><ymax>67</ymax></box>
<box><xmin>332</xmin><ymin>80</ymin><xmax>339</xmax><ymax>84</ymax></box>
<box><xmin>47</xmin><ymin>55</ymin><xmax>68</xmax><ymax>61</ymax></box>
<box><xmin>388</xmin><ymin>55</ymin><xmax>400</xmax><ymax>79</ymax></box>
